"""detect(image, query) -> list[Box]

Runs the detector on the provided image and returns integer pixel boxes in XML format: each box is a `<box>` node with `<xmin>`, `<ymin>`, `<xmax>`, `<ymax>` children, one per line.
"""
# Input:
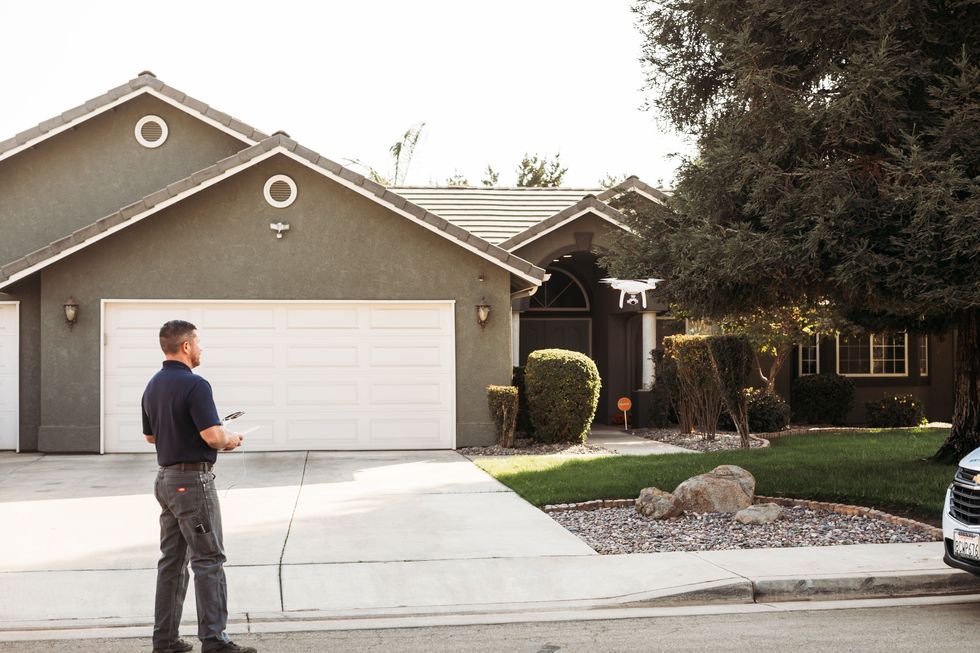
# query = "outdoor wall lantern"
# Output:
<box><xmin>476</xmin><ymin>299</ymin><xmax>491</xmax><ymax>328</ymax></box>
<box><xmin>63</xmin><ymin>297</ymin><xmax>79</xmax><ymax>330</ymax></box>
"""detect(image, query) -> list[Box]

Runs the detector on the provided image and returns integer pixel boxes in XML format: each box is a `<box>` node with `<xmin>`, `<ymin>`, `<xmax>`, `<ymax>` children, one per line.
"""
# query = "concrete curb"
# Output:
<box><xmin>4</xmin><ymin>568</ymin><xmax>980</xmax><ymax>641</ymax></box>
<box><xmin>753</xmin><ymin>570</ymin><xmax>980</xmax><ymax>602</ymax></box>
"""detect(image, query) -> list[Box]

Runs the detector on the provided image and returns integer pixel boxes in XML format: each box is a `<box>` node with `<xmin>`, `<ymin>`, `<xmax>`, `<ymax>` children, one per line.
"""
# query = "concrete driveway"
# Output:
<box><xmin>0</xmin><ymin>450</ymin><xmax>596</xmax><ymax>623</ymax></box>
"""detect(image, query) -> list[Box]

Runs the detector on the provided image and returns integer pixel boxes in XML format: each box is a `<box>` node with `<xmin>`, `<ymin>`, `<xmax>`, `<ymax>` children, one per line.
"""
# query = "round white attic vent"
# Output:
<box><xmin>264</xmin><ymin>174</ymin><xmax>297</xmax><ymax>208</ymax></box>
<box><xmin>134</xmin><ymin>115</ymin><xmax>168</xmax><ymax>148</ymax></box>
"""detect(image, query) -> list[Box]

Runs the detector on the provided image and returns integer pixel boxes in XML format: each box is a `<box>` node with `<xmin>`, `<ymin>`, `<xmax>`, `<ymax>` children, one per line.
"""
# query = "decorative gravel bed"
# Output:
<box><xmin>459</xmin><ymin>437</ymin><xmax>611</xmax><ymax>457</ymax></box>
<box><xmin>630</xmin><ymin>427</ymin><xmax>768</xmax><ymax>452</ymax></box>
<box><xmin>549</xmin><ymin>505</ymin><xmax>940</xmax><ymax>554</ymax></box>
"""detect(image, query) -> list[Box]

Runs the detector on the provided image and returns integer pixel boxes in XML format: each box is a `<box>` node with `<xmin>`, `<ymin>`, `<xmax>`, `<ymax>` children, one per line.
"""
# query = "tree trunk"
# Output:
<box><xmin>757</xmin><ymin>347</ymin><xmax>791</xmax><ymax>394</ymax></box>
<box><xmin>934</xmin><ymin>310</ymin><xmax>980</xmax><ymax>463</ymax></box>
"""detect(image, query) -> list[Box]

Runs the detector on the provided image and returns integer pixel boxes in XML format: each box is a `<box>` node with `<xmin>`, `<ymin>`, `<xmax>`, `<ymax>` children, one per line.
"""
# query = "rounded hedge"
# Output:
<box><xmin>524</xmin><ymin>349</ymin><xmax>601</xmax><ymax>443</ymax></box>
<box><xmin>745</xmin><ymin>388</ymin><xmax>791</xmax><ymax>433</ymax></box>
<box><xmin>791</xmin><ymin>373</ymin><xmax>855</xmax><ymax>425</ymax></box>
<box><xmin>866</xmin><ymin>394</ymin><xmax>925</xmax><ymax>427</ymax></box>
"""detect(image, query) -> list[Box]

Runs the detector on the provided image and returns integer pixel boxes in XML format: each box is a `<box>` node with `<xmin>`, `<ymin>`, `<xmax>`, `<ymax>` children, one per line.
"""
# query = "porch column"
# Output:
<box><xmin>642</xmin><ymin>311</ymin><xmax>657</xmax><ymax>389</ymax></box>
<box><xmin>512</xmin><ymin>310</ymin><xmax>520</xmax><ymax>367</ymax></box>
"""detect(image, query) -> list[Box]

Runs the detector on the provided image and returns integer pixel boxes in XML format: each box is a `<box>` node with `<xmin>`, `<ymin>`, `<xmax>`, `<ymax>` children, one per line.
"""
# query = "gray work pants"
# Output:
<box><xmin>153</xmin><ymin>468</ymin><xmax>230</xmax><ymax>648</ymax></box>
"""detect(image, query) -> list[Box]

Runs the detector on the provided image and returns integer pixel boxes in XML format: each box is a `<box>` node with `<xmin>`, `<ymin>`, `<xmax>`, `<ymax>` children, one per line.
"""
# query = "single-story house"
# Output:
<box><xmin>0</xmin><ymin>74</ymin><xmax>954</xmax><ymax>453</ymax></box>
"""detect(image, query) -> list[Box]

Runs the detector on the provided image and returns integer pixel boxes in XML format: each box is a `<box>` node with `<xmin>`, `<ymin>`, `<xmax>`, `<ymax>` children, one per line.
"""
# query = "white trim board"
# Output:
<box><xmin>0</xmin><ymin>145</ymin><xmax>543</xmax><ymax>290</ymax></box>
<box><xmin>0</xmin><ymin>86</ymin><xmax>259</xmax><ymax>165</ymax></box>
<box><xmin>0</xmin><ymin>301</ymin><xmax>19</xmax><ymax>452</ymax></box>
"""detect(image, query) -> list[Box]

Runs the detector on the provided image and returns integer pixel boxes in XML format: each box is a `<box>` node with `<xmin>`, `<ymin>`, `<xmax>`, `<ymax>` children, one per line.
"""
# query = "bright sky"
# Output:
<box><xmin>0</xmin><ymin>1</ymin><xmax>692</xmax><ymax>188</ymax></box>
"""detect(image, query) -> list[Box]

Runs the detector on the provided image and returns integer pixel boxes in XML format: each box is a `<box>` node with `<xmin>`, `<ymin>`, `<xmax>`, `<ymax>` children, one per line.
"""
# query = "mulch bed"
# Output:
<box><xmin>459</xmin><ymin>436</ymin><xmax>611</xmax><ymax>457</ymax></box>
<box><xmin>629</xmin><ymin>427</ymin><xmax>767</xmax><ymax>452</ymax></box>
<box><xmin>548</xmin><ymin>502</ymin><xmax>939</xmax><ymax>554</ymax></box>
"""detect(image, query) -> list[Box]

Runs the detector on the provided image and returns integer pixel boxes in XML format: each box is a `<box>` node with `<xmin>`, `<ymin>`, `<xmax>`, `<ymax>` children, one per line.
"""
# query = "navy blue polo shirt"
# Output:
<box><xmin>142</xmin><ymin>360</ymin><xmax>222</xmax><ymax>466</ymax></box>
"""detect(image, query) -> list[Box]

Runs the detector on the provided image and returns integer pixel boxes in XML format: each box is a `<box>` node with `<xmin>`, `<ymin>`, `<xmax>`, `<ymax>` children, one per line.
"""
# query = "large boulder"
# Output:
<box><xmin>673</xmin><ymin>465</ymin><xmax>755</xmax><ymax>513</ymax></box>
<box><xmin>636</xmin><ymin>487</ymin><xmax>684</xmax><ymax>519</ymax></box>
<box><xmin>734</xmin><ymin>503</ymin><xmax>784</xmax><ymax>525</ymax></box>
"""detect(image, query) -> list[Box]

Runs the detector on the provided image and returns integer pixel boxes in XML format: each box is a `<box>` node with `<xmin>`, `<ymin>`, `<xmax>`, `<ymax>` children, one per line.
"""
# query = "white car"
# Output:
<box><xmin>943</xmin><ymin>448</ymin><xmax>980</xmax><ymax>575</ymax></box>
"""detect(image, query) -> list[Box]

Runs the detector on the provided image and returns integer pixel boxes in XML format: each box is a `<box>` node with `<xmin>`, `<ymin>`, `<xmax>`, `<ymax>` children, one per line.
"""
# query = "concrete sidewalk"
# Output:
<box><xmin>1</xmin><ymin>450</ymin><xmax>979</xmax><ymax>641</ymax></box>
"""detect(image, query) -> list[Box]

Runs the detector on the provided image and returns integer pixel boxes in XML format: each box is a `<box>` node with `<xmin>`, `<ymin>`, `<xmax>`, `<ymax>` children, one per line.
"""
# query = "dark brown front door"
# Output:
<box><xmin>519</xmin><ymin>318</ymin><xmax>591</xmax><ymax>364</ymax></box>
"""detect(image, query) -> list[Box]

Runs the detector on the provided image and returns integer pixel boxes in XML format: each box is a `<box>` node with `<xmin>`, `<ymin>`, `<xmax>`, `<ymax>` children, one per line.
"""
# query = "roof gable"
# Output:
<box><xmin>595</xmin><ymin>175</ymin><xmax>669</xmax><ymax>204</ymax></box>
<box><xmin>498</xmin><ymin>195</ymin><xmax>632</xmax><ymax>251</ymax></box>
<box><xmin>0</xmin><ymin>135</ymin><xmax>545</xmax><ymax>289</ymax></box>
<box><xmin>0</xmin><ymin>73</ymin><xmax>266</xmax><ymax>164</ymax></box>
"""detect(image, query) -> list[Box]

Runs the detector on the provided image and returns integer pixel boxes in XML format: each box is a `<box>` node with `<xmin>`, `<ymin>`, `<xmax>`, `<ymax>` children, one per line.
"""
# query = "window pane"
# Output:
<box><xmin>800</xmin><ymin>334</ymin><xmax>819</xmax><ymax>375</ymax></box>
<box><xmin>919</xmin><ymin>336</ymin><xmax>929</xmax><ymax>376</ymax></box>
<box><xmin>872</xmin><ymin>333</ymin><xmax>906</xmax><ymax>375</ymax></box>
<box><xmin>838</xmin><ymin>334</ymin><xmax>870</xmax><ymax>374</ymax></box>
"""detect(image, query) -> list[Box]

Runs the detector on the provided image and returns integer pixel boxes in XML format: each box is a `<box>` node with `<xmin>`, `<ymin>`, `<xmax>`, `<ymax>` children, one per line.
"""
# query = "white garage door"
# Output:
<box><xmin>103</xmin><ymin>301</ymin><xmax>456</xmax><ymax>452</ymax></box>
<box><xmin>0</xmin><ymin>303</ymin><xmax>17</xmax><ymax>451</ymax></box>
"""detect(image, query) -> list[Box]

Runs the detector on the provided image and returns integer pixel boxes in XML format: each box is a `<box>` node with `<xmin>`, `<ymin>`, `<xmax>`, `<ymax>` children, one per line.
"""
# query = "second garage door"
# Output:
<box><xmin>103</xmin><ymin>301</ymin><xmax>456</xmax><ymax>452</ymax></box>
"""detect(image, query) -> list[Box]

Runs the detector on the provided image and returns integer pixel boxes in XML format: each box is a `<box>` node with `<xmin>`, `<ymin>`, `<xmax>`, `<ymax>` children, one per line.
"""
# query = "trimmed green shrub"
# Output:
<box><xmin>708</xmin><ymin>335</ymin><xmax>754</xmax><ymax>447</ymax></box>
<box><xmin>664</xmin><ymin>335</ymin><xmax>722</xmax><ymax>438</ymax></box>
<box><xmin>792</xmin><ymin>373</ymin><xmax>855</xmax><ymax>425</ymax></box>
<box><xmin>524</xmin><ymin>349</ymin><xmax>601</xmax><ymax>443</ymax></box>
<box><xmin>646</xmin><ymin>349</ymin><xmax>674</xmax><ymax>428</ymax></box>
<box><xmin>866</xmin><ymin>394</ymin><xmax>926</xmax><ymax>428</ymax></box>
<box><xmin>511</xmin><ymin>366</ymin><xmax>535</xmax><ymax>436</ymax></box>
<box><xmin>745</xmin><ymin>388</ymin><xmax>791</xmax><ymax>433</ymax></box>
<box><xmin>487</xmin><ymin>385</ymin><xmax>519</xmax><ymax>447</ymax></box>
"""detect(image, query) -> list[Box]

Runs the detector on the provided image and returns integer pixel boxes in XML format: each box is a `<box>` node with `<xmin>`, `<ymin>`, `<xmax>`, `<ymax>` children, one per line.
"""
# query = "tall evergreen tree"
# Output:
<box><xmin>606</xmin><ymin>0</ymin><xmax>980</xmax><ymax>461</ymax></box>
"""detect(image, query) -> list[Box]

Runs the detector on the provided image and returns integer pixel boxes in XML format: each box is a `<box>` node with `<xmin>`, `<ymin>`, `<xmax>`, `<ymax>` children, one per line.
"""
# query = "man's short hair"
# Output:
<box><xmin>159</xmin><ymin>320</ymin><xmax>197</xmax><ymax>355</ymax></box>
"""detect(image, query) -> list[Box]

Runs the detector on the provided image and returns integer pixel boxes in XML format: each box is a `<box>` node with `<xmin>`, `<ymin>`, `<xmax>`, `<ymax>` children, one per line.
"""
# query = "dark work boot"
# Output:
<box><xmin>201</xmin><ymin>641</ymin><xmax>257</xmax><ymax>653</ymax></box>
<box><xmin>153</xmin><ymin>639</ymin><xmax>194</xmax><ymax>653</ymax></box>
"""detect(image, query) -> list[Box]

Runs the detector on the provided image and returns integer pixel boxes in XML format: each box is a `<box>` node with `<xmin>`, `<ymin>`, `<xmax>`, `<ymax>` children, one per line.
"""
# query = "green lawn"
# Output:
<box><xmin>474</xmin><ymin>428</ymin><xmax>956</xmax><ymax>525</ymax></box>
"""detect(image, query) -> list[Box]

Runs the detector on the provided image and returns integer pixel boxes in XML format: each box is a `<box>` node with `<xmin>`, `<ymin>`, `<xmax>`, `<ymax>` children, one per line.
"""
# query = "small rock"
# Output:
<box><xmin>636</xmin><ymin>487</ymin><xmax>684</xmax><ymax>519</ymax></box>
<box><xmin>735</xmin><ymin>503</ymin><xmax>784</xmax><ymax>525</ymax></box>
<box><xmin>674</xmin><ymin>465</ymin><xmax>756</xmax><ymax>513</ymax></box>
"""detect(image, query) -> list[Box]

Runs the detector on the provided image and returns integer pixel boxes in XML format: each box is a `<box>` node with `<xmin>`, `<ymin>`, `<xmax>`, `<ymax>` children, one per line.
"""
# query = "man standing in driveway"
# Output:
<box><xmin>142</xmin><ymin>320</ymin><xmax>256</xmax><ymax>653</ymax></box>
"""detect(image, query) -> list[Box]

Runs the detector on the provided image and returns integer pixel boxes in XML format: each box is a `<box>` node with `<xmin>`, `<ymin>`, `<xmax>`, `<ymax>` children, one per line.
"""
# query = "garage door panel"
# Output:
<box><xmin>369</xmin><ymin>418</ymin><xmax>448</xmax><ymax>445</ymax></box>
<box><xmin>113</xmin><ymin>307</ymin><xmax>192</xmax><ymax>330</ymax></box>
<box><xmin>370</xmin><ymin>345</ymin><xmax>445</xmax><ymax>367</ymax></box>
<box><xmin>106</xmin><ymin>416</ymin><xmax>148</xmax><ymax>448</ymax></box>
<box><xmin>210</xmin><ymin>381</ymin><xmax>278</xmax><ymax>408</ymax></box>
<box><xmin>369</xmin><ymin>381</ymin><xmax>444</xmax><ymax>405</ymax></box>
<box><xmin>104</xmin><ymin>302</ymin><xmax>455</xmax><ymax>452</ymax></box>
<box><xmin>107</xmin><ymin>343</ymin><xmax>163</xmax><ymax>370</ymax></box>
<box><xmin>201</xmin><ymin>308</ymin><xmax>276</xmax><ymax>330</ymax></box>
<box><xmin>285</xmin><ymin>346</ymin><xmax>359</xmax><ymax>367</ymax></box>
<box><xmin>369</xmin><ymin>307</ymin><xmax>445</xmax><ymax>330</ymax></box>
<box><xmin>287</xmin><ymin>419</ymin><xmax>360</xmax><ymax>446</ymax></box>
<box><xmin>285</xmin><ymin>382</ymin><xmax>359</xmax><ymax>406</ymax></box>
<box><xmin>200</xmin><ymin>345</ymin><xmax>276</xmax><ymax>369</ymax></box>
<box><xmin>286</xmin><ymin>307</ymin><xmax>360</xmax><ymax>330</ymax></box>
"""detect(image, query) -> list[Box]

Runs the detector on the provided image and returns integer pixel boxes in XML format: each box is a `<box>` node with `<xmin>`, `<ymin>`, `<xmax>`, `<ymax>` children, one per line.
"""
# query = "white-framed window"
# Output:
<box><xmin>528</xmin><ymin>267</ymin><xmax>590</xmax><ymax>311</ymax></box>
<box><xmin>918</xmin><ymin>336</ymin><xmax>929</xmax><ymax>377</ymax></box>
<box><xmin>799</xmin><ymin>333</ymin><xmax>820</xmax><ymax>375</ymax></box>
<box><xmin>263</xmin><ymin>174</ymin><xmax>297</xmax><ymax>208</ymax></box>
<box><xmin>134</xmin><ymin>115</ymin><xmax>168</xmax><ymax>148</ymax></box>
<box><xmin>836</xmin><ymin>331</ymin><xmax>908</xmax><ymax>377</ymax></box>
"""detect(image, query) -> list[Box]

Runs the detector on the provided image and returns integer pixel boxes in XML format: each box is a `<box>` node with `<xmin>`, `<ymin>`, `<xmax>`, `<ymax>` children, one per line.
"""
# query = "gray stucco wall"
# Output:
<box><xmin>30</xmin><ymin>154</ymin><xmax>511</xmax><ymax>452</ymax></box>
<box><xmin>0</xmin><ymin>93</ymin><xmax>248</xmax><ymax>264</ymax></box>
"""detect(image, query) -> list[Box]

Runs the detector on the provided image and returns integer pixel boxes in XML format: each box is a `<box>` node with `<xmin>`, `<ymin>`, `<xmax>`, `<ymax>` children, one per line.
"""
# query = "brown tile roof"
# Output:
<box><xmin>498</xmin><ymin>195</ymin><xmax>631</xmax><ymax>251</ymax></box>
<box><xmin>0</xmin><ymin>134</ymin><xmax>545</xmax><ymax>289</ymax></box>
<box><xmin>391</xmin><ymin>186</ymin><xmax>604</xmax><ymax>244</ymax></box>
<box><xmin>0</xmin><ymin>73</ymin><xmax>267</xmax><ymax>162</ymax></box>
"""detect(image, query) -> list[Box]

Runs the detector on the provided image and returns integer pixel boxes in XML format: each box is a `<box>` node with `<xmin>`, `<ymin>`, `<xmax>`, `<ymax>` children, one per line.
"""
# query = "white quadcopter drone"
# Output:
<box><xmin>599</xmin><ymin>278</ymin><xmax>663</xmax><ymax>308</ymax></box>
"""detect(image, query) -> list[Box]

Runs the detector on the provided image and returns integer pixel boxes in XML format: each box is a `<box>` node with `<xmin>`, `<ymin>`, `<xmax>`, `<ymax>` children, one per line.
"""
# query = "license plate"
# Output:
<box><xmin>954</xmin><ymin>530</ymin><xmax>980</xmax><ymax>561</ymax></box>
